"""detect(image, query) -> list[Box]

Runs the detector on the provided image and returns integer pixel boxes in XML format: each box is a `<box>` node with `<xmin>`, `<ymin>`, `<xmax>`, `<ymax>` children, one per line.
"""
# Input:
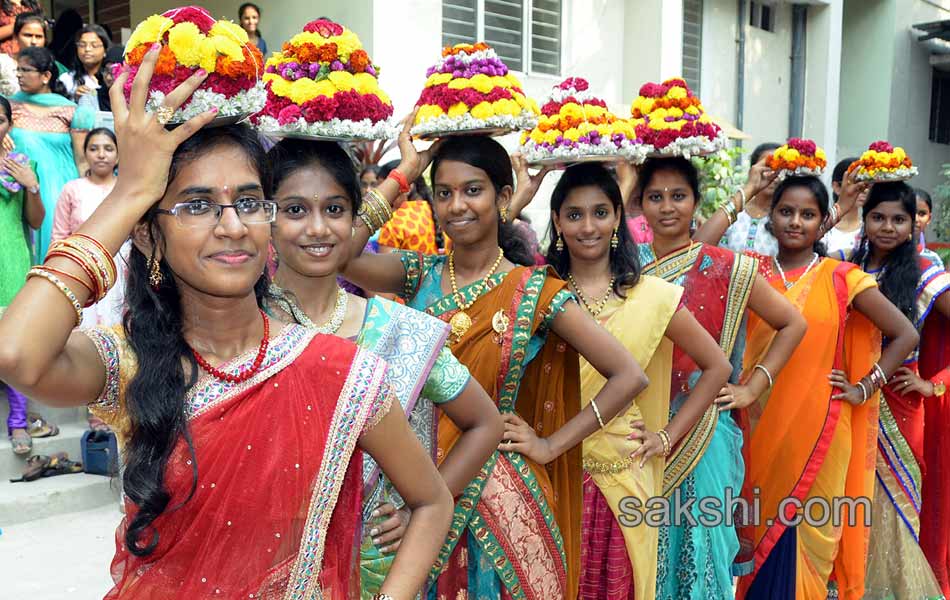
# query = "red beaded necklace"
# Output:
<box><xmin>191</xmin><ymin>309</ymin><xmax>271</xmax><ymax>384</ymax></box>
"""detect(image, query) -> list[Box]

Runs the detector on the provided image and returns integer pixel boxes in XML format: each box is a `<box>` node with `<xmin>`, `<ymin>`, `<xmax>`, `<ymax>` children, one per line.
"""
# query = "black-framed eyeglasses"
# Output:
<box><xmin>155</xmin><ymin>200</ymin><xmax>278</xmax><ymax>228</ymax></box>
<box><xmin>16</xmin><ymin>67</ymin><xmax>40</xmax><ymax>74</ymax></box>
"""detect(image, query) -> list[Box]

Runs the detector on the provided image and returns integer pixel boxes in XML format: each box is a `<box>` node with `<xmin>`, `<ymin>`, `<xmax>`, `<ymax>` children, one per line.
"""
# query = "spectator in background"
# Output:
<box><xmin>49</xmin><ymin>8</ymin><xmax>80</xmax><ymax>67</ymax></box>
<box><xmin>0</xmin><ymin>0</ymin><xmax>41</xmax><ymax>56</ymax></box>
<box><xmin>822</xmin><ymin>156</ymin><xmax>863</xmax><ymax>256</ymax></box>
<box><xmin>360</xmin><ymin>164</ymin><xmax>380</xmax><ymax>191</ymax></box>
<box><xmin>239</xmin><ymin>3</ymin><xmax>267</xmax><ymax>55</ymax></box>
<box><xmin>59</xmin><ymin>24</ymin><xmax>109</xmax><ymax>109</ymax></box>
<box><xmin>10</xmin><ymin>45</ymin><xmax>95</xmax><ymax>261</ymax></box>
<box><xmin>378</xmin><ymin>158</ymin><xmax>448</xmax><ymax>255</ymax></box>
<box><xmin>97</xmin><ymin>45</ymin><xmax>123</xmax><ymax>114</ymax></box>
<box><xmin>14</xmin><ymin>13</ymin><xmax>66</xmax><ymax>74</ymax></box>
<box><xmin>915</xmin><ymin>188</ymin><xmax>944</xmax><ymax>267</ymax></box>
<box><xmin>720</xmin><ymin>141</ymin><xmax>782</xmax><ymax>255</ymax></box>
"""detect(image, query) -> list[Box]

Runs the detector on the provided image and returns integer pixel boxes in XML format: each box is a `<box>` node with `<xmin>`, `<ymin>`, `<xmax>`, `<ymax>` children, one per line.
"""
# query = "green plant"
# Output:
<box><xmin>933</xmin><ymin>162</ymin><xmax>950</xmax><ymax>243</ymax></box>
<box><xmin>691</xmin><ymin>146</ymin><xmax>747</xmax><ymax>219</ymax></box>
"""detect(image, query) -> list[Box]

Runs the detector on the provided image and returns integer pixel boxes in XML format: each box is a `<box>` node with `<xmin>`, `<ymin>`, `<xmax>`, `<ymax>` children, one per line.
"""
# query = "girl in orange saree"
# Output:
<box><xmin>733</xmin><ymin>176</ymin><xmax>919</xmax><ymax>600</ymax></box>
<box><xmin>846</xmin><ymin>182</ymin><xmax>950</xmax><ymax>599</ymax></box>
<box><xmin>345</xmin><ymin>135</ymin><xmax>649</xmax><ymax>600</ymax></box>
<box><xmin>0</xmin><ymin>55</ymin><xmax>454</xmax><ymax>600</ymax></box>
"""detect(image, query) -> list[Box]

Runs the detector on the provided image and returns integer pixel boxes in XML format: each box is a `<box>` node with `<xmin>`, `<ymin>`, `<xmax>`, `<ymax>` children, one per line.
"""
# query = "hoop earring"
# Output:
<box><xmin>610</xmin><ymin>224</ymin><xmax>619</xmax><ymax>250</ymax></box>
<box><xmin>555</xmin><ymin>231</ymin><xmax>564</xmax><ymax>252</ymax></box>
<box><xmin>149</xmin><ymin>256</ymin><xmax>163</xmax><ymax>289</ymax></box>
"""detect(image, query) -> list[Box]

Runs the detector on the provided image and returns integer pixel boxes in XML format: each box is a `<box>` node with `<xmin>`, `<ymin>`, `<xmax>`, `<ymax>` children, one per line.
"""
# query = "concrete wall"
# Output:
<box><xmin>742</xmin><ymin>2</ymin><xmax>793</xmax><ymax>150</ymax></box>
<box><xmin>699</xmin><ymin>0</ymin><xmax>739</xmax><ymax>131</ymax></box>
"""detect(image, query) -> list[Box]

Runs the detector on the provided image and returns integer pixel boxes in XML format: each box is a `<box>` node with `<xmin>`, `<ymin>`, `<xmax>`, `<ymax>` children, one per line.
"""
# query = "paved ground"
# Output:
<box><xmin>2</xmin><ymin>505</ymin><xmax>119</xmax><ymax>598</ymax></box>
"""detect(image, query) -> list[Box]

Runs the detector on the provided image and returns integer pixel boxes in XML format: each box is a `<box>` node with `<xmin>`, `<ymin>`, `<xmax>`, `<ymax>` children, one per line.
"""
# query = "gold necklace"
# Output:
<box><xmin>447</xmin><ymin>247</ymin><xmax>504</xmax><ymax>341</ymax></box>
<box><xmin>267</xmin><ymin>283</ymin><xmax>348</xmax><ymax>334</ymax></box>
<box><xmin>650</xmin><ymin>241</ymin><xmax>697</xmax><ymax>281</ymax></box>
<box><xmin>567</xmin><ymin>273</ymin><xmax>615</xmax><ymax>317</ymax></box>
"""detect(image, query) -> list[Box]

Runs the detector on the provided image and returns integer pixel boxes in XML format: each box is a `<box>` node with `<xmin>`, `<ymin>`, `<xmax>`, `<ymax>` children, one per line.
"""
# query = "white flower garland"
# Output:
<box><xmin>852</xmin><ymin>165</ymin><xmax>919</xmax><ymax>182</ymax></box>
<box><xmin>521</xmin><ymin>138</ymin><xmax>652</xmax><ymax>165</ymax></box>
<box><xmin>254</xmin><ymin>114</ymin><xmax>398</xmax><ymax>140</ymax></box>
<box><xmin>775</xmin><ymin>165</ymin><xmax>825</xmax><ymax>180</ymax></box>
<box><xmin>147</xmin><ymin>83</ymin><xmax>267</xmax><ymax>123</ymax></box>
<box><xmin>649</xmin><ymin>133</ymin><xmax>727</xmax><ymax>160</ymax></box>
<box><xmin>409</xmin><ymin>111</ymin><xmax>538</xmax><ymax>137</ymax></box>
<box><xmin>429</xmin><ymin>49</ymin><xmax>498</xmax><ymax>71</ymax></box>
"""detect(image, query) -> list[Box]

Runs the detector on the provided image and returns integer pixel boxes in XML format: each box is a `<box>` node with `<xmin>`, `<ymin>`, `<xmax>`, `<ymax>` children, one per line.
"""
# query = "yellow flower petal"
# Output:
<box><xmin>210</xmin><ymin>20</ymin><xmax>249</xmax><ymax>45</ymax></box>
<box><xmin>167</xmin><ymin>22</ymin><xmax>203</xmax><ymax>67</ymax></box>
<box><xmin>448</xmin><ymin>102</ymin><xmax>469</xmax><ymax>117</ymax></box>
<box><xmin>213</xmin><ymin>34</ymin><xmax>244</xmax><ymax>61</ymax></box>
<box><xmin>126</xmin><ymin>15</ymin><xmax>174</xmax><ymax>54</ymax></box>
<box><xmin>328</xmin><ymin>71</ymin><xmax>355</xmax><ymax>92</ymax></box>
<box><xmin>470</xmin><ymin>101</ymin><xmax>495</xmax><ymax>120</ymax></box>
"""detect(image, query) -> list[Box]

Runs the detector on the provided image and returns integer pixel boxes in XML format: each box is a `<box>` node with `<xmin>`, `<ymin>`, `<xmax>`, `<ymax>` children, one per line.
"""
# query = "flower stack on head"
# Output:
<box><xmin>252</xmin><ymin>18</ymin><xmax>394</xmax><ymax>139</ymax></box>
<box><xmin>411</xmin><ymin>42</ymin><xmax>539</xmax><ymax>138</ymax></box>
<box><xmin>519</xmin><ymin>77</ymin><xmax>644</xmax><ymax>166</ymax></box>
<box><xmin>767</xmin><ymin>138</ymin><xmax>827</xmax><ymax>179</ymax></box>
<box><xmin>847</xmin><ymin>141</ymin><xmax>918</xmax><ymax>182</ymax></box>
<box><xmin>122</xmin><ymin>6</ymin><xmax>265</xmax><ymax>123</ymax></box>
<box><xmin>630</xmin><ymin>77</ymin><xmax>725</xmax><ymax>158</ymax></box>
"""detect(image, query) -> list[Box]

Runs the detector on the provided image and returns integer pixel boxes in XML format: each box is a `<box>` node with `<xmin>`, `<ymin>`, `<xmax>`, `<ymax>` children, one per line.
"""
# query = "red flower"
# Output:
<box><xmin>163</xmin><ymin>6</ymin><xmax>216</xmax><ymax>33</ymax></box>
<box><xmin>315</xmin><ymin>43</ymin><xmax>338</xmax><ymax>63</ymax></box>
<box><xmin>869</xmin><ymin>140</ymin><xmax>894</xmax><ymax>153</ymax></box>
<box><xmin>559</xmin><ymin>77</ymin><xmax>588</xmax><ymax>91</ymax></box>
<box><xmin>277</xmin><ymin>104</ymin><xmax>302</xmax><ymax>125</ymax></box>
<box><xmin>303</xmin><ymin>19</ymin><xmax>344</xmax><ymax>37</ymax></box>
<box><xmin>301</xmin><ymin>94</ymin><xmax>339</xmax><ymax>121</ymax></box>
<box><xmin>662</xmin><ymin>77</ymin><xmax>690</xmax><ymax>91</ymax></box>
<box><xmin>638</xmin><ymin>82</ymin><xmax>667</xmax><ymax>98</ymax></box>
<box><xmin>541</xmin><ymin>101</ymin><xmax>562</xmax><ymax>116</ymax></box>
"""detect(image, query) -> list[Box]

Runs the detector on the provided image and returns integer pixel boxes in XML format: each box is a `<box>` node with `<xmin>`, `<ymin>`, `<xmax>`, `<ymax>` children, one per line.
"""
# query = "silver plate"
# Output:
<box><xmin>527</xmin><ymin>154</ymin><xmax>628</xmax><ymax>169</ymax></box>
<box><xmin>415</xmin><ymin>126</ymin><xmax>515</xmax><ymax>141</ymax></box>
<box><xmin>165</xmin><ymin>113</ymin><xmax>250</xmax><ymax>130</ymax></box>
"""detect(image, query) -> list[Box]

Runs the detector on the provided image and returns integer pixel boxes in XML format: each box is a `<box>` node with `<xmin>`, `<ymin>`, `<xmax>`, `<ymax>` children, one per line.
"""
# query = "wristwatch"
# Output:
<box><xmin>933</xmin><ymin>380</ymin><xmax>947</xmax><ymax>397</ymax></box>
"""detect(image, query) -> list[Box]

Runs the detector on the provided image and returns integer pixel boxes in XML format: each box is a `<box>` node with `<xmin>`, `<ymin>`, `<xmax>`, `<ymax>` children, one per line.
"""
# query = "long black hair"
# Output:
<box><xmin>430</xmin><ymin>136</ymin><xmax>534</xmax><ymax>265</ymax></box>
<box><xmin>915</xmin><ymin>187</ymin><xmax>933</xmax><ymax>213</ymax></box>
<box><xmin>17</xmin><ymin>46</ymin><xmax>66</xmax><ymax>96</ymax></box>
<box><xmin>545</xmin><ymin>163</ymin><xmax>640</xmax><ymax>297</ymax></box>
<box><xmin>0</xmin><ymin>94</ymin><xmax>12</xmax><ymax>122</ymax></box>
<box><xmin>122</xmin><ymin>125</ymin><xmax>270</xmax><ymax>557</ymax></box>
<box><xmin>268</xmin><ymin>138</ymin><xmax>362</xmax><ymax>214</ymax></box>
<box><xmin>850</xmin><ymin>182</ymin><xmax>920</xmax><ymax>324</ymax></box>
<box><xmin>767</xmin><ymin>175</ymin><xmax>830</xmax><ymax>256</ymax></box>
<box><xmin>637</xmin><ymin>156</ymin><xmax>702</xmax><ymax>207</ymax></box>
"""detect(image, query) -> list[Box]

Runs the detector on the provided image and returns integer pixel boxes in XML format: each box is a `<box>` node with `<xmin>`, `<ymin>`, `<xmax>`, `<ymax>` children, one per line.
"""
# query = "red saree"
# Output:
<box><xmin>84</xmin><ymin>324</ymin><xmax>394</xmax><ymax>599</ymax></box>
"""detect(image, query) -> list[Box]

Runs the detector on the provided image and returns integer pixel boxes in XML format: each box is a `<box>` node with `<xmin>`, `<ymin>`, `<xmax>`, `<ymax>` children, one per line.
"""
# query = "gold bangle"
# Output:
<box><xmin>365</xmin><ymin>188</ymin><xmax>393</xmax><ymax>225</ymax></box>
<box><xmin>361</xmin><ymin>191</ymin><xmax>388</xmax><ymax>230</ymax></box>
<box><xmin>590</xmin><ymin>398</ymin><xmax>606</xmax><ymax>429</ymax></box>
<box><xmin>63</xmin><ymin>237</ymin><xmax>115</xmax><ymax>287</ymax></box>
<box><xmin>73</xmin><ymin>234</ymin><xmax>117</xmax><ymax>282</ymax></box>
<box><xmin>657</xmin><ymin>429</ymin><xmax>672</xmax><ymax>457</ymax></box>
<box><xmin>27</xmin><ymin>268</ymin><xmax>83</xmax><ymax>326</ymax></box>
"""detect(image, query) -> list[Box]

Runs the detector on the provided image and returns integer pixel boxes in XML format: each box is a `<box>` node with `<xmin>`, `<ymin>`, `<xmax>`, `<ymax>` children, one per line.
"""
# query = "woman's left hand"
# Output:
<box><xmin>2</xmin><ymin>157</ymin><xmax>37</xmax><ymax>189</ymax></box>
<box><xmin>498</xmin><ymin>413</ymin><xmax>556</xmax><ymax>465</ymax></box>
<box><xmin>368</xmin><ymin>502</ymin><xmax>411</xmax><ymax>554</ymax></box>
<box><xmin>714</xmin><ymin>383</ymin><xmax>758</xmax><ymax>411</ymax></box>
<box><xmin>828</xmin><ymin>369</ymin><xmax>867</xmax><ymax>405</ymax></box>
<box><xmin>890</xmin><ymin>367</ymin><xmax>935</xmax><ymax>397</ymax></box>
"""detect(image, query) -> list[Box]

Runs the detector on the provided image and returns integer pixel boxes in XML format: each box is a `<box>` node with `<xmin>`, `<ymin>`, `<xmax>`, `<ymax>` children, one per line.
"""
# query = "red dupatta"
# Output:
<box><xmin>100</xmin><ymin>326</ymin><xmax>393</xmax><ymax>600</ymax></box>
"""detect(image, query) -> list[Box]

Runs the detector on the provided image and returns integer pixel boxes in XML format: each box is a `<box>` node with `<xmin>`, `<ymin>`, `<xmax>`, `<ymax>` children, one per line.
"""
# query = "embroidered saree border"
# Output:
<box><xmin>661</xmin><ymin>251</ymin><xmax>758</xmax><ymax>496</ymax></box>
<box><xmin>283</xmin><ymin>347</ymin><xmax>389</xmax><ymax>600</ymax></box>
<box><xmin>876</xmin><ymin>396</ymin><xmax>923</xmax><ymax>538</ymax></box>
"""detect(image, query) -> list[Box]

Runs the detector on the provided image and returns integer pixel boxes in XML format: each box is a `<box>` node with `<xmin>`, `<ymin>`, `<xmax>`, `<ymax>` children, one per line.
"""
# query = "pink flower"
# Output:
<box><xmin>869</xmin><ymin>140</ymin><xmax>893</xmax><ymax>153</ymax></box>
<box><xmin>558</xmin><ymin>77</ymin><xmax>588</xmax><ymax>91</ymax></box>
<box><xmin>303</xmin><ymin>19</ymin><xmax>344</xmax><ymax>37</ymax></box>
<box><xmin>277</xmin><ymin>104</ymin><xmax>302</xmax><ymax>125</ymax></box>
<box><xmin>164</xmin><ymin>6</ymin><xmax>216</xmax><ymax>33</ymax></box>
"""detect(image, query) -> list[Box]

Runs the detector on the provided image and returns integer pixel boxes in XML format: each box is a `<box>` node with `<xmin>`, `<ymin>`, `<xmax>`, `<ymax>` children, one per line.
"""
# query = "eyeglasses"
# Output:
<box><xmin>77</xmin><ymin>42</ymin><xmax>104</xmax><ymax>50</ymax></box>
<box><xmin>156</xmin><ymin>200</ymin><xmax>278</xmax><ymax>228</ymax></box>
<box><xmin>16</xmin><ymin>67</ymin><xmax>39</xmax><ymax>74</ymax></box>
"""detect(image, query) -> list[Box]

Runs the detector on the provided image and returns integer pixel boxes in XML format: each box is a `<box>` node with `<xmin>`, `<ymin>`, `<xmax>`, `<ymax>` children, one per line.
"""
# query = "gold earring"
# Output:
<box><xmin>149</xmin><ymin>257</ymin><xmax>163</xmax><ymax>288</ymax></box>
<box><xmin>611</xmin><ymin>224</ymin><xmax>620</xmax><ymax>250</ymax></box>
<box><xmin>555</xmin><ymin>231</ymin><xmax>564</xmax><ymax>252</ymax></box>
<box><xmin>499</xmin><ymin>206</ymin><xmax>509</xmax><ymax>223</ymax></box>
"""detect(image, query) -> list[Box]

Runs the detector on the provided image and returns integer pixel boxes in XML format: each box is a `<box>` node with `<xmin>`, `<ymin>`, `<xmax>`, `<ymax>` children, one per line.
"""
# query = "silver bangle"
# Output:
<box><xmin>736</xmin><ymin>187</ymin><xmax>747</xmax><ymax>212</ymax></box>
<box><xmin>856</xmin><ymin>381</ymin><xmax>869</xmax><ymax>405</ymax></box>
<box><xmin>753</xmin><ymin>364</ymin><xmax>774</xmax><ymax>390</ymax></box>
<box><xmin>590</xmin><ymin>399</ymin><xmax>606</xmax><ymax>429</ymax></box>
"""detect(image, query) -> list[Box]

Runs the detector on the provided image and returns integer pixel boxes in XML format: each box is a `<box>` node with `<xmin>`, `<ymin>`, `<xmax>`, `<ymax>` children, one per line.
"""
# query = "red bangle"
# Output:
<box><xmin>387</xmin><ymin>169</ymin><xmax>411</xmax><ymax>195</ymax></box>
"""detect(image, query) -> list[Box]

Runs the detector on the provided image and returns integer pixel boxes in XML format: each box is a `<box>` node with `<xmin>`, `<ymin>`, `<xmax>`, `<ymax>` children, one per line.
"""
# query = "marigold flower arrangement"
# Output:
<box><xmin>767</xmin><ymin>138</ymin><xmax>827</xmax><ymax>178</ymax></box>
<box><xmin>411</xmin><ymin>42</ymin><xmax>539</xmax><ymax>137</ymax></box>
<box><xmin>121</xmin><ymin>6</ymin><xmax>265</xmax><ymax>123</ymax></box>
<box><xmin>252</xmin><ymin>18</ymin><xmax>395</xmax><ymax>139</ymax></box>
<box><xmin>630</xmin><ymin>77</ymin><xmax>725</xmax><ymax>158</ymax></box>
<box><xmin>847</xmin><ymin>141</ymin><xmax>918</xmax><ymax>182</ymax></box>
<box><xmin>519</xmin><ymin>77</ymin><xmax>645</xmax><ymax>165</ymax></box>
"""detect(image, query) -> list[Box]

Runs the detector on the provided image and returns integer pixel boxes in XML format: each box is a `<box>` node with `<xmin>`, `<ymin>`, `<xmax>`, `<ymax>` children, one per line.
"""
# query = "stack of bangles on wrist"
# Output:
<box><xmin>657</xmin><ymin>429</ymin><xmax>672</xmax><ymax>457</ymax></box>
<box><xmin>819</xmin><ymin>203</ymin><xmax>839</xmax><ymax>236</ymax></box>
<box><xmin>719</xmin><ymin>188</ymin><xmax>746</xmax><ymax>226</ymax></box>
<box><xmin>28</xmin><ymin>233</ymin><xmax>116</xmax><ymax>327</ymax></box>
<box><xmin>358</xmin><ymin>187</ymin><xmax>394</xmax><ymax>234</ymax></box>
<box><xmin>855</xmin><ymin>362</ymin><xmax>888</xmax><ymax>405</ymax></box>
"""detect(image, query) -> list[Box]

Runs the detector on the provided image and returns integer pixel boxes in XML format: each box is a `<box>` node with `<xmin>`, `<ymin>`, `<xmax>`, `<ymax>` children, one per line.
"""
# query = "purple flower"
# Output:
<box><xmin>366</xmin><ymin>65</ymin><xmax>377</xmax><ymax>76</ymax></box>
<box><xmin>331</xmin><ymin>60</ymin><xmax>344</xmax><ymax>71</ymax></box>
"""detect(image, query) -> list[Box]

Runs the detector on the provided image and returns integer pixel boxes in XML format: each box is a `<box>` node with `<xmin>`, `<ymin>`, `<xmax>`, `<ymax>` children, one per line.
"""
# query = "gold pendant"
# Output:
<box><xmin>491</xmin><ymin>309</ymin><xmax>509</xmax><ymax>335</ymax></box>
<box><xmin>449</xmin><ymin>310</ymin><xmax>472</xmax><ymax>341</ymax></box>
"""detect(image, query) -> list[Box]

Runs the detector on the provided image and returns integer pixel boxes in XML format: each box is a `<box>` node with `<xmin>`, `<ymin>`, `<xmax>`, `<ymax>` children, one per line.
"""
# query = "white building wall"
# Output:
<box><xmin>742</xmin><ymin>3</ymin><xmax>793</xmax><ymax>150</ymax></box>
<box><xmin>699</xmin><ymin>0</ymin><xmax>739</xmax><ymax>129</ymax></box>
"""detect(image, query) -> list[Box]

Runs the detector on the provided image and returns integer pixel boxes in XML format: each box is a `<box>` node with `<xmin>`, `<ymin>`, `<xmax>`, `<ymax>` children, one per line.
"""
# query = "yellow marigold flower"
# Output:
<box><xmin>213</xmin><ymin>34</ymin><xmax>245</xmax><ymax>61</ymax></box>
<box><xmin>329</xmin><ymin>30</ymin><xmax>360</xmax><ymax>61</ymax></box>
<box><xmin>560</xmin><ymin>102</ymin><xmax>583</xmax><ymax>121</ymax></box>
<box><xmin>528</xmin><ymin>98</ymin><xmax>540</xmax><ymax>115</ymax></box>
<box><xmin>470</xmin><ymin>74</ymin><xmax>494</xmax><ymax>94</ymax></box>
<box><xmin>126</xmin><ymin>15</ymin><xmax>174</xmax><ymax>53</ymax></box>
<box><xmin>648</xmin><ymin>118</ymin><xmax>668</xmax><ymax>131</ymax></box>
<box><xmin>210</xmin><ymin>20</ymin><xmax>248</xmax><ymax>45</ymax></box>
<box><xmin>563</xmin><ymin>127</ymin><xmax>581</xmax><ymax>142</ymax></box>
<box><xmin>697</xmin><ymin>114</ymin><xmax>712</xmax><ymax>124</ymax></box>
<box><xmin>784</xmin><ymin>148</ymin><xmax>801</xmax><ymax>161</ymax></box>
<box><xmin>287</xmin><ymin>78</ymin><xmax>322</xmax><ymax>104</ymax></box>
<box><xmin>668</xmin><ymin>107</ymin><xmax>684</xmax><ymax>119</ymax></box>
<box><xmin>353</xmin><ymin>72</ymin><xmax>379</xmax><ymax>95</ymax></box>
<box><xmin>199</xmin><ymin>36</ymin><xmax>218</xmax><ymax>73</ymax></box>
<box><xmin>543</xmin><ymin>129</ymin><xmax>560</xmax><ymax>144</ymax></box>
<box><xmin>815</xmin><ymin>148</ymin><xmax>827</xmax><ymax>161</ymax></box>
<box><xmin>471</xmin><ymin>101</ymin><xmax>495</xmax><ymax>120</ymax></box>
<box><xmin>529</xmin><ymin>128</ymin><xmax>545</xmax><ymax>143</ymax></box>
<box><xmin>685</xmin><ymin>105</ymin><xmax>700</xmax><ymax>116</ymax></box>
<box><xmin>667</xmin><ymin>86</ymin><xmax>688</xmax><ymax>100</ymax></box>
<box><xmin>505</xmin><ymin>73</ymin><xmax>523</xmax><ymax>89</ymax></box>
<box><xmin>328</xmin><ymin>71</ymin><xmax>355</xmax><ymax>92</ymax></box>
<box><xmin>263</xmin><ymin>72</ymin><xmax>280</xmax><ymax>85</ymax></box>
<box><xmin>416</xmin><ymin>104</ymin><xmax>444</xmax><ymax>122</ymax></box>
<box><xmin>494</xmin><ymin>99</ymin><xmax>521</xmax><ymax>116</ymax></box>
<box><xmin>289</xmin><ymin>31</ymin><xmax>323</xmax><ymax>47</ymax></box>
<box><xmin>426</xmin><ymin>73</ymin><xmax>453</xmax><ymax>87</ymax></box>
<box><xmin>511</xmin><ymin>91</ymin><xmax>526</xmax><ymax>105</ymax></box>
<box><xmin>269</xmin><ymin>78</ymin><xmax>291</xmax><ymax>99</ymax></box>
<box><xmin>376</xmin><ymin>88</ymin><xmax>392</xmax><ymax>106</ymax></box>
<box><xmin>894</xmin><ymin>147</ymin><xmax>907</xmax><ymax>160</ymax></box>
<box><xmin>448</xmin><ymin>102</ymin><xmax>469</xmax><ymax>117</ymax></box>
<box><xmin>651</xmin><ymin>107</ymin><xmax>669</xmax><ymax>121</ymax></box>
<box><xmin>448</xmin><ymin>77</ymin><xmax>471</xmax><ymax>90</ymax></box>
<box><xmin>521</xmin><ymin>131</ymin><xmax>530</xmax><ymax>145</ymax></box>
<box><xmin>596</xmin><ymin>124</ymin><xmax>612</xmax><ymax>137</ymax></box>
<box><xmin>578</xmin><ymin>122</ymin><xmax>595</xmax><ymax>135</ymax></box>
<box><xmin>490</xmin><ymin>76</ymin><xmax>509</xmax><ymax>90</ymax></box>
<box><xmin>313</xmin><ymin>79</ymin><xmax>337</xmax><ymax>98</ymax></box>
<box><xmin>167</xmin><ymin>22</ymin><xmax>204</xmax><ymax>67</ymax></box>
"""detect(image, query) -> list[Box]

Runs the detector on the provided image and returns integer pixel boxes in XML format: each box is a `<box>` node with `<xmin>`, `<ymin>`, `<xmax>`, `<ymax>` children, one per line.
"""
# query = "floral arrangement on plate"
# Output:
<box><xmin>767</xmin><ymin>138</ymin><xmax>827</xmax><ymax>178</ymax></box>
<box><xmin>630</xmin><ymin>77</ymin><xmax>725</xmax><ymax>158</ymax></box>
<box><xmin>121</xmin><ymin>6</ymin><xmax>265</xmax><ymax>123</ymax></box>
<box><xmin>410</xmin><ymin>42</ymin><xmax>539</xmax><ymax>138</ymax></box>
<box><xmin>847</xmin><ymin>141</ymin><xmax>918</xmax><ymax>182</ymax></box>
<box><xmin>519</xmin><ymin>77</ymin><xmax>645</xmax><ymax>166</ymax></box>
<box><xmin>252</xmin><ymin>18</ymin><xmax>395</xmax><ymax>140</ymax></box>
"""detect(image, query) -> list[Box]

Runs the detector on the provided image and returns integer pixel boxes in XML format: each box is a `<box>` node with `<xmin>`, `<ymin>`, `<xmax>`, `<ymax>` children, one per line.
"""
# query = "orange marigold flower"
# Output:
<box><xmin>293</xmin><ymin>42</ymin><xmax>319</xmax><ymax>63</ymax></box>
<box><xmin>315</xmin><ymin>42</ymin><xmax>338</xmax><ymax>63</ymax></box>
<box><xmin>349</xmin><ymin>49</ymin><xmax>369</xmax><ymax>72</ymax></box>
<box><xmin>154</xmin><ymin>45</ymin><xmax>177</xmax><ymax>76</ymax></box>
<box><xmin>126</xmin><ymin>44</ymin><xmax>150</xmax><ymax>66</ymax></box>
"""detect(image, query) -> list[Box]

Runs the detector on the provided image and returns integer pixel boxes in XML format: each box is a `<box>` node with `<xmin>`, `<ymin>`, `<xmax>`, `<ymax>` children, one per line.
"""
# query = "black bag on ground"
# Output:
<box><xmin>81</xmin><ymin>429</ymin><xmax>118</xmax><ymax>476</ymax></box>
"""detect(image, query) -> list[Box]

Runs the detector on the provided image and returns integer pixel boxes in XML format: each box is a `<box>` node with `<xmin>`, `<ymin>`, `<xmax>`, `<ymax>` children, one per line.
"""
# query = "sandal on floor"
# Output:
<box><xmin>10</xmin><ymin>454</ymin><xmax>51</xmax><ymax>482</ymax></box>
<box><xmin>9</xmin><ymin>429</ymin><xmax>32</xmax><ymax>455</ymax></box>
<box><xmin>26</xmin><ymin>413</ymin><xmax>59</xmax><ymax>438</ymax></box>
<box><xmin>41</xmin><ymin>452</ymin><xmax>83</xmax><ymax>477</ymax></box>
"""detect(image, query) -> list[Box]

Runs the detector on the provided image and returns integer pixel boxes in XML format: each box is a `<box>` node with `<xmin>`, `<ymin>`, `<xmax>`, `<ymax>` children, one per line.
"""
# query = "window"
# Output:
<box><xmin>682</xmin><ymin>0</ymin><xmax>703</xmax><ymax>94</ymax></box>
<box><xmin>442</xmin><ymin>0</ymin><xmax>563</xmax><ymax>76</ymax></box>
<box><xmin>930</xmin><ymin>68</ymin><xmax>950</xmax><ymax>144</ymax></box>
<box><xmin>749</xmin><ymin>1</ymin><xmax>775</xmax><ymax>32</ymax></box>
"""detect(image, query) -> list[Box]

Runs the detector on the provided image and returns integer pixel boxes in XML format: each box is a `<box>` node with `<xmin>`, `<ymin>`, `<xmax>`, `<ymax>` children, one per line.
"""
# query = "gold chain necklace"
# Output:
<box><xmin>447</xmin><ymin>247</ymin><xmax>504</xmax><ymax>341</ymax></box>
<box><xmin>650</xmin><ymin>241</ymin><xmax>697</xmax><ymax>281</ymax></box>
<box><xmin>267</xmin><ymin>283</ymin><xmax>348</xmax><ymax>334</ymax></box>
<box><xmin>567</xmin><ymin>273</ymin><xmax>615</xmax><ymax>317</ymax></box>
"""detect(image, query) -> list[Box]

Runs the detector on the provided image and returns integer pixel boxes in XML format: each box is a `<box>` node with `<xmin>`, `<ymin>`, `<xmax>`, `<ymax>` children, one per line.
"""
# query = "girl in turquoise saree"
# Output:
<box><xmin>263</xmin><ymin>138</ymin><xmax>503</xmax><ymax>600</ymax></box>
<box><xmin>10</xmin><ymin>46</ymin><xmax>94</xmax><ymax>262</ymax></box>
